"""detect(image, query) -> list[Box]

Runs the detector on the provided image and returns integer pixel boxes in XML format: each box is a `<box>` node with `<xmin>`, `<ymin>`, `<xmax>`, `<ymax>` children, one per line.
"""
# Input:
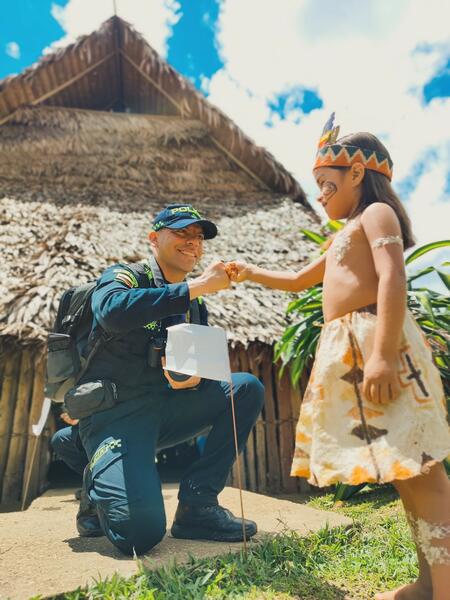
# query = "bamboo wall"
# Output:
<box><xmin>0</xmin><ymin>341</ymin><xmax>307</xmax><ymax>509</ymax></box>
<box><xmin>0</xmin><ymin>345</ymin><xmax>55</xmax><ymax>509</ymax></box>
<box><xmin>228</xmin><ymin>343</ymin><xmax>310</xmax><ymax>495</ymax></box>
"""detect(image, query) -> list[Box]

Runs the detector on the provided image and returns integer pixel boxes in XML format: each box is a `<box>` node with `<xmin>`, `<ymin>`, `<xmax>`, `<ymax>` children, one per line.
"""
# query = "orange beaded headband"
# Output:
<box><xmin>314</xmin><ymin>113</ymin><xmax>393</xmax><ymax>180</ymax></box>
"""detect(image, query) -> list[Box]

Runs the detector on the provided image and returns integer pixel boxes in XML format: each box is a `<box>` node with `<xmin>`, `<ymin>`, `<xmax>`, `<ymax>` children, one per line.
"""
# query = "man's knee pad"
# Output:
<box><xmin>102</xmin><ymin>501</ymin><xmax>166</xmax><ymax>556</ymax></box>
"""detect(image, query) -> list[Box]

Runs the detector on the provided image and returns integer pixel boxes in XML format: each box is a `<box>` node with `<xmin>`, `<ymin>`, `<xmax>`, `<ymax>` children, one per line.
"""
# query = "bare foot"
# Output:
<box><xmin>374</xmin><ymin>581</ymin><xmax>432</xmax><ymax>600</ymax></box>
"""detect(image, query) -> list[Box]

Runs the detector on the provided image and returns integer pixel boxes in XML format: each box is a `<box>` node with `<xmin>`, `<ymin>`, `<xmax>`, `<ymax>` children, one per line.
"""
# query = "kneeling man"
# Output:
<box><xmin>69</xmin><ymin>204</ymin><xmax>264</xmax><ymax>555</ymax></box>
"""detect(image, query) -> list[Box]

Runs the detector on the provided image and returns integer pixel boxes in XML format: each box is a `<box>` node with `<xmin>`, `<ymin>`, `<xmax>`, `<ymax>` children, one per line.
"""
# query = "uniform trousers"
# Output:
<box><xmin>51</xmin><ymin>424</ymin><xmax>88</xmax><ymax>475</ymax></box>
<box><xmin>77</xmin><ymin>372</ymin><xmax>264</xmax><ymax>555</ymax></box>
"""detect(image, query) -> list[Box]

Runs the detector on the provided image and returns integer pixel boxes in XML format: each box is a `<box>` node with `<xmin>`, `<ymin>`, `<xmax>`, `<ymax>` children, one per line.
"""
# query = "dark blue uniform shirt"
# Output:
<box><xmin>82</xmin><ymin>257</ymin><xmax>207</xmax><ymax>397</ymax></box>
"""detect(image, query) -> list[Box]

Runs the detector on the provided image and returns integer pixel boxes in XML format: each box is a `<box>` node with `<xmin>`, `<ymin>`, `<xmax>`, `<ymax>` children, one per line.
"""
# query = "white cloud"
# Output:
<box><xmin>5</xmin><ymin>41</ymin><xmax>21</xmax><ymax>59</ymax></box>
<box><xmin>49</xmin><ymin>0</ymin><xmax>180</xmax><ymax>56</ymax></box>
<box><xmin>407</xmin><ymin>154</ymin><xmax>450</xmax><ymax>245</ymax></box>
<box><xmin>206</xmin><ymin>0</ymin><xmax>450</xmax><ymax>246</ymax></box>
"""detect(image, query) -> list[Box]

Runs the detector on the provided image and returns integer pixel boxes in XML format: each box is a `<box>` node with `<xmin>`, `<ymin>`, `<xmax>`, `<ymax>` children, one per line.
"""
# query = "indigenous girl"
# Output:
<box><xmin>227</xmin><ymin>115</ymin><xmax>450</xmax><ymax>599</ymax></box>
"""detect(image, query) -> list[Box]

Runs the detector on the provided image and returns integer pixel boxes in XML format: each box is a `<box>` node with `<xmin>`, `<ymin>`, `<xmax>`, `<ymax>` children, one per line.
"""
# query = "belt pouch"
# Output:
<box><xmin>64</xmin><ymin>380</ymin><xmax>118</xmax><ymax>420</ymax></box>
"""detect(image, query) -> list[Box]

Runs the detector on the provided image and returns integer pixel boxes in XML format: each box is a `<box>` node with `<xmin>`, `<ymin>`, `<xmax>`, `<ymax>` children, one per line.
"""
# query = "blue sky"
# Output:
<box><xmin>1</xmin><ymin>0</ymin><xmax>449</xmax><ymax>278</ymax></box>
<box><xmin>1</xmin><ymin>0</ymin><xmax>67</xmax><ymax>77</ymax></box>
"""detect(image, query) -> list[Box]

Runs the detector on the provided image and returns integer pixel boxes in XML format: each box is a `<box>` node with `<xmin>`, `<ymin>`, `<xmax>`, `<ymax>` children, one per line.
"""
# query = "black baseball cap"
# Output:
<box><xmin>152</xmin><ymin>204</ymin><xmax>217</xmax><ymax>240</ymax></box>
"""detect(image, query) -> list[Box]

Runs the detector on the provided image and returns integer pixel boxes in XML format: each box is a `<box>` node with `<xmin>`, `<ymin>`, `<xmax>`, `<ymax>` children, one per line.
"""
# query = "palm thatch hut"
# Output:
<box><xmin>0</xmin><ymin>16</ymin><xmax>321</xmax><ymax>508</ymax></box>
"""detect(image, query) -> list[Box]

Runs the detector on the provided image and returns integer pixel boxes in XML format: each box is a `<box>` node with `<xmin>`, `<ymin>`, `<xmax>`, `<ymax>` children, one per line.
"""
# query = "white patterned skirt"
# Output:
<box><xmin>291</xmin><ymin>308</ymin><xmax>450</xmax><ymax>487</ymax></box>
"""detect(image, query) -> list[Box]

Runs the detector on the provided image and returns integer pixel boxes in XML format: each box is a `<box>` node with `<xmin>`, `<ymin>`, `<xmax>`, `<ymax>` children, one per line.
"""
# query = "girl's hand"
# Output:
<box><xmin>225</xmin><ymin>261</ymin><xmax>252</xmax><ymax>283</ymax></box>
<box><xmin>362</xmin><ymin>354</ymin><xmax>400</xmax><ymax>405</ymax></box>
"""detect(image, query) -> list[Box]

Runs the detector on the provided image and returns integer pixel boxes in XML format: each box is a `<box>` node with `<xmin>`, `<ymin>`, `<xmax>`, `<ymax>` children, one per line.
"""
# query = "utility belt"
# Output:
<box><xmin>64</xmin><ymin>338</ymin><xmax>201</xmax><ymax>421</ymax></box>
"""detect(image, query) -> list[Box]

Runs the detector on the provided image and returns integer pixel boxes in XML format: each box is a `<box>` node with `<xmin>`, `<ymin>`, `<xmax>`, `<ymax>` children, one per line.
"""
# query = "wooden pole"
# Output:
<box><xmin>260</xmin><ymin>350</ymin><xmax>280</xmax><ymax>493</ymax></box>
<box><xmin>2</xmin><ymin>350</ymin><xmax>33</xmax><ymax>503</ymax></box>
<box><xmin>38</xmin><ymin>416</ymin><xmax>55</xmax><ymax>496</ymax></box>
<box><xmin>21</xmin><ymin>352</ymin><xmax>46</xmax><ymax>509</ymax></box>
<box><xmin>248</xmin><ymin>347</ymin><xmax>267</xmax><ymax>493</ymax></box>
<box><xmin>277</xmin><ymin>366</ymin><xmax>297</xmax><ymax>492</ymax></box>
<box><xmin>239</xmin><ymin>348</ymin><xmax>256</xmax><ymax>492</ymax></box>
<box><xmin>0</xmin><ymin>351</ymin><xmax>21</xmax><ymax>499</ymax></box>
<box><xmin>228</xmin><ymin>378</ymin><xmax>247</xmax><ymax>554</ymax></box>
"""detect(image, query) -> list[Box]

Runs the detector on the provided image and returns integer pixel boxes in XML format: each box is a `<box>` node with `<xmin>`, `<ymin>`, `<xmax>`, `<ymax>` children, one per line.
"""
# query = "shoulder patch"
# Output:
<box><xmin>113</xmin><ymin>268</ymin><xmax>138</xmax><ymax>288</ymax></box>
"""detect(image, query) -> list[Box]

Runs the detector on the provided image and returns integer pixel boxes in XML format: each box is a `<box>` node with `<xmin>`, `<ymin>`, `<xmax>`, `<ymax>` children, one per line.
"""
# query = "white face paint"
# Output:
<box><xmin>407</xmin><ymin>511</ymin><xmax>450</xmax><ymax>566</ymax></box>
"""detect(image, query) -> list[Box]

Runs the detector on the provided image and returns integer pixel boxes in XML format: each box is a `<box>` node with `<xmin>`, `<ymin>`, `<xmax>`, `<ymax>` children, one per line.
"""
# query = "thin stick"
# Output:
<box><xmin>21</xmin><ymin>435</ymin><xmax>39</xmax><ymax>511</ymax></box>
<box><xmin>113</xmin><ymin>0</ymin><xmax>117</xmax><ymax>16</ymax></box>
<box><xmin>228</xmin><ymin>378</ymin><xmax>247</xmax><ymax>554</ymax></box>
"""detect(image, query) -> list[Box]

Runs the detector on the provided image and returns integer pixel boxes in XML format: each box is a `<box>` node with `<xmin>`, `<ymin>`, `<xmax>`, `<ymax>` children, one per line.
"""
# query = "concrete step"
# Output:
<box><xmin>0</xmin><ymin>485</ymin><xmax>351</xmax><ymax>600</ymax></box>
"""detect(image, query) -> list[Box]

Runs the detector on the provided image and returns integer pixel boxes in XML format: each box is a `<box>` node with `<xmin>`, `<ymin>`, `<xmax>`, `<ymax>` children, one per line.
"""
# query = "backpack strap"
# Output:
<box><xmin>54</xmin><ymin>263</ymin><xmax>151</xmax><ymax>402</ymax></box>
<box><xmin>75</xmin><ymin>259</ymin><xmax>196</xmax><ymax>387</ymax></box>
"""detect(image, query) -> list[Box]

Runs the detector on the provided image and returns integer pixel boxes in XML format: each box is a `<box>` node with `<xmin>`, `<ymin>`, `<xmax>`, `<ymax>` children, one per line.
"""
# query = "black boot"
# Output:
<box><xmin>171</xmin><ymin>504</ymin><xmax>257</xmax><ymax>542</ymax></box>
<box><xmin>76</xmin><ymin>470</ymin><xmax>103</xmax><ymax>538</ymax></box>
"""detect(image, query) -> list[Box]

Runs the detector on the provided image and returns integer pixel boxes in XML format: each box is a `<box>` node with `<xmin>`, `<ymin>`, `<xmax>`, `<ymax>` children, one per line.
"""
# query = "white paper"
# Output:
<box><xmin>32</xmin><ymin>397</ymin><xmax>52</xmax><ymax>437</ymax></box>
<box><xmin>165</xmin><ymin>324</ymin><xmax>231</xmax><ymax>382</ymax></box>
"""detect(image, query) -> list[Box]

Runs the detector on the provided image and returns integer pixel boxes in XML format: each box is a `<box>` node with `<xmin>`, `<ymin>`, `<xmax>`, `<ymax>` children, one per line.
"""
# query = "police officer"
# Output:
<box><xmin>71</xmin><ymin>204</ymin><xmax>265</xmax><ymax>556</ymax></box>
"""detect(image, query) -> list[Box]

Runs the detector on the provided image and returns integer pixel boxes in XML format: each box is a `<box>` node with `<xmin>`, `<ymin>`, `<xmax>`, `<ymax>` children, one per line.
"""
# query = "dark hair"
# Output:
<box><xmin>335</xmin><ymin>132</ymin><xmax>415</xmax><ymax>249</ymax></box>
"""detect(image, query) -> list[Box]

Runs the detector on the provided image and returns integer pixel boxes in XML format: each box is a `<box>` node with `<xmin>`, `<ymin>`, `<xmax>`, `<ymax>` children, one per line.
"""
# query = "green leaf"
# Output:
<box><xmin>436</xmin><ymin>269</ymin><xmax>450</xmax><ymax>291</ymax></box>
<box><xmin>405</xmin><ymin>240</ymin><xmax>450</xmax><ymax>265</ymax></box>
<box><xmin>297</xmin><ymin>301</ymin><xmax>323</xmax><ymax>313</ymax></box>
<box><xmin>301</xmin><ymin>229</ymin><xmax>327</xmax><ymax>245</ymax></box>
<box><xmin>325</xmin><ymin>220</ymin><xmax>344</xmax><ymax>232</ymax></box>
<box><xmin>279</xmin><ymin>323</ymin><xmax>301</xmax><ymax>343</ymax></box>
<box><xmin>415</xmin><ymin>292</ymin><xmax>436</xmax><ymax>324</ymax></box>
<box><xmin>435</xmin><ymin>356</ymin><xmax>447</xmax><ymax>368</ymax></box>
<box><xmin>407</xmin><ymin>266</ymin><xmax>435</xmax><ymax>285</ymax></box>
<box><xmin>334</xmin><ymin>483</ymin><xmax>366</xmax><ymax>502</ymax></box>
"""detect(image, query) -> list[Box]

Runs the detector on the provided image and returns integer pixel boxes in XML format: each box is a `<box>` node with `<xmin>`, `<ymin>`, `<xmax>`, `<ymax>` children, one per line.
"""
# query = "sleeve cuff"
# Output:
<box><xmin>167</xmin><ymin>281</ymin><xmax>191</xmax><ymax>312</ymax></box>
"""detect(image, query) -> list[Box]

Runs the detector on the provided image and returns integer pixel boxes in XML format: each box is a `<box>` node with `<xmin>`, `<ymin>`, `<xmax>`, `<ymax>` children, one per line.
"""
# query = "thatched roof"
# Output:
<box><xmin>0</xmin><ymin>16</ymin><xmax>321</xmax><ymax>349</ymax></box>
<box><xmin>0</xmin><ymin>106</ymin><xmax>290</xmax><ymax>209</ymax></box>
<box><xmin>0</xmin><ymin>108</ymin><xmax>319</xmax><ymax>347</ymax></box>
<box><xmin>0</xmin><ymin>16</ymin><xmax>310</xmax><ymax>208</ymax></box>
<box><xmin>0</xmin><ymin>194</ymin><xmax>318</xmax><ymax>347</ymax></box>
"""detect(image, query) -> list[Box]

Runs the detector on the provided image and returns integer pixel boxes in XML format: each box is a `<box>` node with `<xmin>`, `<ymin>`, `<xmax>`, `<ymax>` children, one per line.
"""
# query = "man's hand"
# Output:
<box><xmin>362</xmin><ymin>353</ymin><xmax>400</xmax><ymax>405</ymax></box>
<box><xmin>60</xmin><ymin>412</ymin><xmax>79</xmax><ymax>426</ymax></box>
<box><xmin>189</xmin><ymin>261</ymin><xmax>230</xmax><ymax>299</ymax></box>
<box><xmin>225</xmin><ymin>261</ymin><xmax>252</xmax><ymax>283</ymax></box>
<box><xmin>202</xmin><ymin>261</ymin><xmax>231</xmax><ymax>292</ymax></box>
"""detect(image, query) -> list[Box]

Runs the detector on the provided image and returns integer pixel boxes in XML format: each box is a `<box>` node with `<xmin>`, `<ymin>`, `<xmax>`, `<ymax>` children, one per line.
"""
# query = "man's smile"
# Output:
<box><xmin>178</xmin><ymin>249</ymin><xmax>198</xmax><ymax>258</ymax></box>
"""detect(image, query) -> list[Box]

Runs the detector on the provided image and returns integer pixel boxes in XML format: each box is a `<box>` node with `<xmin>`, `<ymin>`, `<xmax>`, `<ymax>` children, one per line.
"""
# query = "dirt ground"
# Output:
<box><xmin>0</xmin><ymin>485</ymin><xmax>351</xmax><ymax>600</ymax></box>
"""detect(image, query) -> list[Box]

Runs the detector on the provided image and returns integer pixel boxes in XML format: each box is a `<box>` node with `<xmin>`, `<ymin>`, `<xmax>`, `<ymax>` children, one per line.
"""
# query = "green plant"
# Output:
<box><xmin>275</xmin><ymin>226</ymin><xmax>450</xmax><ymax>499</ymax></box>
<box><xmin>50</xmin><ymin>487</ymin><xmax>416</xmax><ymax>600</ymax></box>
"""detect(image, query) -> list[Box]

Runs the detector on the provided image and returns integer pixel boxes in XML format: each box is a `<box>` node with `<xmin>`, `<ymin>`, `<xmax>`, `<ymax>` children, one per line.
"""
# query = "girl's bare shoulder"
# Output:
<box><xmin>359</xmin><ymin>202</ymin><xmax>403</xmax><ymax>251</ymax></box>
<box><xmin>360</xmin><ymin>202</ymin><xmax>400</xmax><ymax>229</ymax></box>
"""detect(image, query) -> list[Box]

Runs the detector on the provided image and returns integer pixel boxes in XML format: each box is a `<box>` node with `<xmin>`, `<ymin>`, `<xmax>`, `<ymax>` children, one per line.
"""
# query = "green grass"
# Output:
<box><xmin>43</xmin><ymin>486</ymin><xmax>417</xmax><ymax>600</ymax></box>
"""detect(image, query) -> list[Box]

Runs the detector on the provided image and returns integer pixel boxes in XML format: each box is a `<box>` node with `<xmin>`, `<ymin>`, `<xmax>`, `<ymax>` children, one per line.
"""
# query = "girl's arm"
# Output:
<box><xmin>226</xmin><ymin>252</ymin><xmax>326</xmax><ymax>293</ymax></box>
<box><xmin>360</xmin><ymin>202</ymin><xmax>406</xmax><ymax>404</ymax></box>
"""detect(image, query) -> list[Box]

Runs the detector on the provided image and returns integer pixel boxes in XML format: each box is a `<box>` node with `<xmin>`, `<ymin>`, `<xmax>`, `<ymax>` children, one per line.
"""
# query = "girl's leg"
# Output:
<box><xmin>375</xmin><ymin>483</ymin><xmax>432</xmax><ymax>600</ymax></box>
<box><xmin>376</xmin><ymin>463</ymin><xmax>450</xmax><ymax>600</ymax></box>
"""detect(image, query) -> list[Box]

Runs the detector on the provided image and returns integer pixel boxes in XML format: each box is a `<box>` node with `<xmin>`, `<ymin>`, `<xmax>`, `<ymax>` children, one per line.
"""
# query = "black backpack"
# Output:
<box><xmin>46</xmin><ymin>264</ymin><xmax>147</xmax><ymax>402</ymax></box>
